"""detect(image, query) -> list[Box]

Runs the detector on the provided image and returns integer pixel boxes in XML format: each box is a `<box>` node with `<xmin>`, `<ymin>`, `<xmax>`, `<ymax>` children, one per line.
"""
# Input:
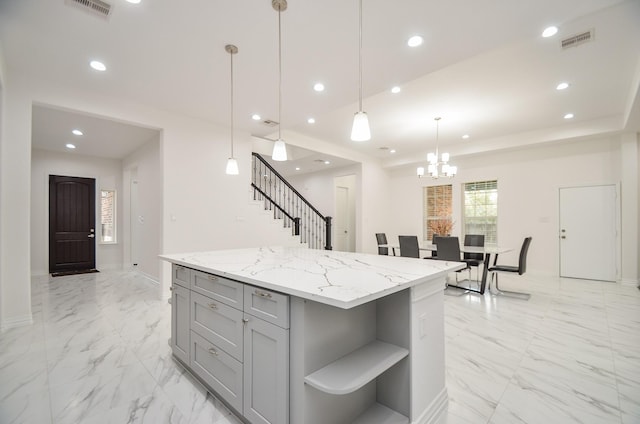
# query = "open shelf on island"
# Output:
<box><xmin>304</xmin><ymin>340</ymin><xmax>409</xmax><ymax>395</ymax></box>
<box><xmin>352</xmin><ymin>402</ymin><xmax>409</xmax><ymax>424</ymax></box>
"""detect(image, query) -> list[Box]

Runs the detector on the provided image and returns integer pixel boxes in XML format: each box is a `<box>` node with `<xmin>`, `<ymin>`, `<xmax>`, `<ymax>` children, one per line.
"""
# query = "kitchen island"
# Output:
<box><xmin>160</xmin><ymin>246</ymin><xmax>464</xmax><ymax>424</ymax></box>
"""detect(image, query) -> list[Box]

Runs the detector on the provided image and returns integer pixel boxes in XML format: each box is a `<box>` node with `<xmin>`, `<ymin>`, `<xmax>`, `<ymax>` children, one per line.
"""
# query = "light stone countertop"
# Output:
<box><xmin>160</xmin><ymin>246</ymin><xmax>465</xmax><ymax>309</ymax></box>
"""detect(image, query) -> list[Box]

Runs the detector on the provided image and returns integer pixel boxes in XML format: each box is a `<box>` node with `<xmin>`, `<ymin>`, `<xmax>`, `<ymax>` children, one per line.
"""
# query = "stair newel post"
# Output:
<box><xmin>294</xmin><ymin>217</ymin><xmax>300</xmax><ymax>236</ymax></box>
<box><xmin>325</xmin><ymin>216</ymin><xmax>332</xmax><ymax>250</ymax></box>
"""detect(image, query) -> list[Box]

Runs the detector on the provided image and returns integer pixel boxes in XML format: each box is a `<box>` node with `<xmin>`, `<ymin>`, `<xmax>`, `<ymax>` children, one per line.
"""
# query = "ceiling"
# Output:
<box><xmin>1</xmin><ymin>0</ymin><xmax>639</xmax><ymax>169</ymax></box>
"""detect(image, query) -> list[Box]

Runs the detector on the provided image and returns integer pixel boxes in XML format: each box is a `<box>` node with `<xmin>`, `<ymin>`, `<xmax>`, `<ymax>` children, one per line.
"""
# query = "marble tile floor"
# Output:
<box><xmin>0</xmin><ymin>270</ymin><xmax>638</xmax><ymax>423</ymax></box>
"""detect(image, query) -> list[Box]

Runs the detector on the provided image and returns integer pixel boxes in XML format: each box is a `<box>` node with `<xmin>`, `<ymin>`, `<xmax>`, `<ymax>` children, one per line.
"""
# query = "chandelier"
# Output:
<box><xmin>417</xmin><ymin>117</ymin><xmax>457</xmax><ymax>178</ymax></box>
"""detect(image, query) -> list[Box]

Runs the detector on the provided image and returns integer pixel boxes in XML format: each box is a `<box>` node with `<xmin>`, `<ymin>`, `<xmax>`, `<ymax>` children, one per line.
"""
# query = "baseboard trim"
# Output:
<box><xmin>0</xmin><ymin>314</ymin><xmax>34</xmax><ymax>332</ymax></box>
<box><xmin>136</xmin><ymin>270</ymin><xmax>160</xmax><ymax>285</ymax></box>
<box><xmin>620</xmin><ymin>278</ymin><xmax>639</xmax><ymax>286</ymax></box>
<box><xmin>415</xmin><ymin>387</ymin><xmax>448</xmax><ymax>424</ymax></box>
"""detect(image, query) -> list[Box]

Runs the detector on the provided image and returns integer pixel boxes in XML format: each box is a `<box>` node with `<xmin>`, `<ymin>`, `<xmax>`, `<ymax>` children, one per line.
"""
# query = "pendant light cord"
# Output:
<box><xmin>358</xmin><ymin>0</ymin><xmax>363</xmax><ymax>112</ymax></box>
<box><xmin>435</xmin><ymin>117</ymin><xmax>439</xmax><ymax>158</ymax></box>
<box><xmin>278</xmin><ymin>7</ymin><xmax>282</xmax><ymax>141</ymax></box>
<box><xmin>230</xmin><ymin>49</ymin><xmax>234</xmax><ymax>157</ymax></box>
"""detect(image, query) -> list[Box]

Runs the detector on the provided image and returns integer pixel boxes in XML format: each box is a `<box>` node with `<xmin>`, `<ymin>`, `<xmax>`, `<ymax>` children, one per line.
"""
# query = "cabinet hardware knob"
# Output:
<box><xmin>208</xmin><ymin>348</ymin><xmax>218</xmax><ymax>356</ymax></box>
<box><xmin>208</xmin><ymin>303</ymin><xmax>217</xmax><ymax>309</ymax></box>
<box><xmin>169</xmin><ymin>286</ymin><xmax>173</xmax><ymax>291</ymax></box>
<box><xmin>255</xmin><ymin>290</ymin><xmax>272</xmax><ymax>299</ymax></box>
<box><xmin>242</xmin><ymin>318</ymin><xmax>250</xmax><ymax>324</ymax></box>
<box><xmin>208</xmin><ymin>275</ymin><xmax>218</xmax><ymax>281</ymax></box>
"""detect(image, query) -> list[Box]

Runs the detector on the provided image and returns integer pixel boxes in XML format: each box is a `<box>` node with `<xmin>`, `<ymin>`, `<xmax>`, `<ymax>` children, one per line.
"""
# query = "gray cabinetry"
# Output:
<box><xmin>190</xmin><ymin>330</ymin><xmax>243</xmax><ymax>412</ymax></box>
<box><xmin>243</xmin><ymin>311</ymin><xmax>289</xmax><ymax>424</ymax></box>
<box><xmin>172</xmin><ymin>265</ymin><xmax>289</xmax><ymax>424</ymax></box>
<box><xmin>191</xmin><ymin>291</ymin><xmax>244</xmax><ymax>361</ymax></box>
<box><xmin>171</xmin><ymin>266</ymin><xmax>190</xmax><ymax>364</ymax></box>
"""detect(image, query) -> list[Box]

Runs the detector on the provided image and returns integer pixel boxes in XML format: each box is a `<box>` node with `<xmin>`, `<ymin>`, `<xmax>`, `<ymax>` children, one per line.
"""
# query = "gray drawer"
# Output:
<box><xmin>191</xmin><ymin>270</ymin><xmax>243</xmax><ymax>309</ymax></box>
<box><xmin>190</xmin><ymin>331</ymin><xmax>242</xmax><ymax>413</ymax></box>
<box><xmin>191</xmin><ymin>291</ymin><xmax>243</xmax><ymax>361</ymax></box>
<box><xmin>244</xmin><ymin>286</ymin><xmax>289</xmax><ymax>329</ymax></box>
<box><xmin>172</xmin><ymin>264</ymin><xmax>191</xmax><ymax>288</ymax></box>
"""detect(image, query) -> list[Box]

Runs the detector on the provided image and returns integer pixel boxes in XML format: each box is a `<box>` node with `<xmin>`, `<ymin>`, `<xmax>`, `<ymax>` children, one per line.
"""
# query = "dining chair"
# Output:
<box><xmin>375</xmin><ymin>233</ymin><xmax>389</xmax><ymax>255</ymax></box>
<box><xmin>463</xmin><ymin>234</ymin><xmax>485</xmax><ymax>283</ymax></box>
<box><xmin>430</xmin><ymin>234</ymin><xmax>440</xmax><ymax>258</ymax></box>
<box><xmin>398</xmin><ymin>235</ymin><xmax>421</xmax><ymax>258</ymax></box>
<box><xmin>433</xmin><ymin>237</ymin><xmax>471</xmax><ymax>281</ymax></box>
<box><xmin>488</xmin><ymin>237</ymin><xmax>532</xmax><ymax>299</ymax></box>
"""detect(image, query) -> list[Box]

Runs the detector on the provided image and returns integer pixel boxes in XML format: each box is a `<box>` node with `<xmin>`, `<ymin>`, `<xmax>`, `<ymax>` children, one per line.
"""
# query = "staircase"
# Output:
<box><xmin>251</xmin><ymin>153</ymin><xmax>332</xmax><ymax>250</ymax></box>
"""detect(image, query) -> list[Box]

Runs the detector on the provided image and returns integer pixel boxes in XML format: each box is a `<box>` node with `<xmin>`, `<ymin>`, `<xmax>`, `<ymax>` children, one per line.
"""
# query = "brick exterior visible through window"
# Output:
<box><xmin>101</xmin><ymin>190</ymin><xmax>116</xmax><ymax>242</ymax></box>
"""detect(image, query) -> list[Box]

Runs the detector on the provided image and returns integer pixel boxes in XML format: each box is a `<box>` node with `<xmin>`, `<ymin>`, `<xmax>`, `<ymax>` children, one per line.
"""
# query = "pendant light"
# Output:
<box><xmin>417</xmin><ymin>117</ymin><xmax>457</xmax><ymax>178</ymax></box>
<box><xmin>225</xmin><ymin>44</ymin><xmax>240</xmax><ymax>175</ymax></box>
<box><xmin>271</xmin><ymin>0</ymin><xmax>288</xmax><ymax>161</ymax></box>
<box><xmin>351</xmin><ymin>0</ymin><xmax>371</xmax><ymax>141</ymax></box>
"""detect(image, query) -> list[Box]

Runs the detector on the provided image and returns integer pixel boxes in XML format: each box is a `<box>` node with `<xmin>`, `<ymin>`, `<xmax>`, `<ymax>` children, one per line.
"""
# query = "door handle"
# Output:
<box><xmin>88</xmin><ymin>234</ymin><xmax>95</xmax><ymax>238</ymax></box>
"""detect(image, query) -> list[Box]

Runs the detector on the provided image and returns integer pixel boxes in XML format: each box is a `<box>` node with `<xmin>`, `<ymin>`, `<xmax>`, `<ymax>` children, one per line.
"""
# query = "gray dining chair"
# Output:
<box><xmin>398</xmin><ymin>235</ymin><xmax>421</xmax><ymax>258</ymax></box>
<box><xmin>376</xmin><ymin>233</ymin><xmax>389</xmax><ymax>255</ymax></box>
<box><xmin>488</xmin><ymin>237</ymin><xmax>532</xmax><ymax>299</ymax></box>
<box><xmin>433</xmin><ymin>237</ymin><xmax>471</xmax><ymax>280</ymax></box>
<box><xmin>463</xmin><ymin>234</ymin><xmax>485</xmax><ymax>283</ymax></box>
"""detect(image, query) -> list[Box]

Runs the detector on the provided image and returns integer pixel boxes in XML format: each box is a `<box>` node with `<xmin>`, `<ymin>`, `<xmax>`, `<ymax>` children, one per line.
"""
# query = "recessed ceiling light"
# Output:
<box><xmin>462</xmin><ymin>134</ymin><xmax>470</xmax><ymax>139</ymax></box>
<box><xmin>72</xmin><ymin>129</ymin><xmax>83</xmax><ymax>136</ymax></box>
<box><xmin>307</xmin><ymin>118</ymin><xmax>315</xmax><ymax>124</ymax></box>
<box><xmin>126</xmin><ymin>0</ymin><xmax>141</xmax><ymax>3</ymax></box>
<box><xmin>407</xmin><ymin>35</ymin><xmax>423</xmax><ymax>47</ymax></box>
<box><xmin>542</xmin><ymin>26</ymin><xmax>558</xmax><ymax>38</ymax></box>
<box><xmin>295</xmin><ymin>167</ymin><xmax>301</xmax><ymax>171</ymax></box>
<box><xmin>324</xmin><ymin>161</ymin><xmax>330</xmax><ymax>165</ymax></box>
<box><xmin>390</xmin><ymin>149</ymin><xmax>396</xmax><ymax>154</ymax></box>
<box><xmin>391</xmin><ymin>86</ymin><xmax>401</xmax><ymax>94</ymax></box>
<box><xmin>313</xmin><ymin>83</ymin><xmax>325</xmax><ymax>92</ymax></box>
<box><xmin>564</xmin><ymin>113</ymin><xmax>574</xmax><ymax>119</ymax></box>
<box><xmin>556</xmin><ymin>82</ymin><xmax>569</xmax><ymax>90</ymax></box>
<box><xmin>251</xmin><ymin>114</ymin><xmax>261</xmax><ymax>121</ymax></box>
<box><xmin>65</xmin><ymin>143</ymin><xmax>76</xmax><ymax>149</ymax></box>
<box><xmin>90</xmin><ymin>60</ymin><xmax>106</xmax><ymax>71</ymax></box>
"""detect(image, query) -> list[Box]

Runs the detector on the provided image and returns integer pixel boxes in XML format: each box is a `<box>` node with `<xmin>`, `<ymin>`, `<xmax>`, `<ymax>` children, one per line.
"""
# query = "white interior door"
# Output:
<box><xmin>559</xmin><ymin>185</ymin><xmax>617</xmax><ymax>281</ymax></box>
<box><xmin>130</xmin><ymin>177</ymin><xmax>140</xmax><ymax>267</ymax></box>
<box><xmin>335</xmin><ymin>186</ymin><xmax>350</xmax><ymax>252</ymax></box>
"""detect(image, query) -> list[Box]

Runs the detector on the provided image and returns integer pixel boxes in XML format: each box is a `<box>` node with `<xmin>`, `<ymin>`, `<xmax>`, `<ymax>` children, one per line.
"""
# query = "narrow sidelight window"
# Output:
<box><xmin>100</xmin><ymin>189</ymin><xmax>116</xmax><ymax>243</ymax></box>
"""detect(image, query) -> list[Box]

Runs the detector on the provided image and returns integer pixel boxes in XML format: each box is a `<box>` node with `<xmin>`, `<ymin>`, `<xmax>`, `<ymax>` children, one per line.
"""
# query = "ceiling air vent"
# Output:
<box><xmin>65</xmin><ymin>0</ymin><xmax>112</xmax><ymax>19</ymax></box>
<box><xmin>561</xmin><ymin>29</ymin><xmax>594</xmax><ymax>49</ymax></box>
<box><xmin>262</xmin><ymin>120</ymin><xmax>279</xmax><ymax>127</ymax></box>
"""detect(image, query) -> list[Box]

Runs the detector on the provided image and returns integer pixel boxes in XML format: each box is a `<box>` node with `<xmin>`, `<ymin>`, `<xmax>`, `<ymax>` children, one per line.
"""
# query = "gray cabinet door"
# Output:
<box><xmin>171</xmin><ymin>284</ymin><xmax>190</xmax><ymax>364</ymax></box>
<box><xmin>243</xmin><ymin>314</ymin><xmax>289</xmax><ymax>424</ymax></box>
<box><xmin>191</xmin><ymin>331</ymin><xmax>243</xmax><ymax>413</ymax></box>
<box><xmin>191</xmin><ymin>291</ymin><xmax>244</xmax><ymax>361</ymax></box>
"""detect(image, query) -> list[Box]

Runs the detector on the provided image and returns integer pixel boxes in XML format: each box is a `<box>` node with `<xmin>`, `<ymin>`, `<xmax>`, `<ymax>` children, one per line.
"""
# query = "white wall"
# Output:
<box><xmin>286</xmin><ymin>165</ymin><xmax>359</xmax><ymax>251</ymax></box>
<box><xmin>30</xmin><ymin>149</ymin><xmax>124</xmax><ymax>275</ymax></box>
<box><xmin>122</xmin><ymin>137</ymin><xmax>161</xmax><ymax>280</ymax></box>
<box><xmin>620</xmin><ymin>133</ymin><xmax>639</xmax><ymax>284</ymax></box>
<box><xmin>278</xmin><ymin>131</ymin><xmax>392</xmax><ymax>254</ymax></box>
<box><xmin>388</xmin><ymin>136</ymin><xmax>629</xmax><ymax>278</ymax></box>
<box><xmin>1</xmin><ymin>70</ymin><xmax>317</xmax><ymax>326</ymax></box>
<box><xmin>0</xmin><ymin>67</ymin><xmax>32</xmax><ymax>329</ymax></box>
<box><xmin>0</xmin><ymin>41</ymin><xmax>6</xmax><ymax>328</ymax></box>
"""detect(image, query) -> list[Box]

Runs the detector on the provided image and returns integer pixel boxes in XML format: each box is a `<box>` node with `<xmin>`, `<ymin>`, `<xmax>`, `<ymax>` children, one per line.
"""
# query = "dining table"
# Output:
<box><xmin>383</xmin><ymin>243</ymin><xmax>513</xmax><ymax>295</ymax></box>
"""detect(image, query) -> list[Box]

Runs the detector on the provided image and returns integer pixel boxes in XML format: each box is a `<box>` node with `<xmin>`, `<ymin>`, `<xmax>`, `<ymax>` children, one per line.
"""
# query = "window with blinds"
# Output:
<box><xmin>463</xmin><ymin>180</ymin><xmax>498</xmax><ymax>244</ymax></box>
<box><xmin>423</xmin><ymin>184</ymin><xmax>453</xmax><ymax>241</ymax></box>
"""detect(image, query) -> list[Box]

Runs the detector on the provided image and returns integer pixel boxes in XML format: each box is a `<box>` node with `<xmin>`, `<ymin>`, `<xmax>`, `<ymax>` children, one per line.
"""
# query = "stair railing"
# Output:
<box><xmin>251</xmin><ymin>152</ymin><xmax>332</xmax><ymax>250</ymax></box>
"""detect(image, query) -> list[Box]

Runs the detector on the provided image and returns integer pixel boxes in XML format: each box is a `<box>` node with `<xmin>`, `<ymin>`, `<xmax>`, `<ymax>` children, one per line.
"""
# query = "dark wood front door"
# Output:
<box><xmin>49</xmin><ymin>175</ymin><xmax>96</xmax><ymax>273</ymax></box>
